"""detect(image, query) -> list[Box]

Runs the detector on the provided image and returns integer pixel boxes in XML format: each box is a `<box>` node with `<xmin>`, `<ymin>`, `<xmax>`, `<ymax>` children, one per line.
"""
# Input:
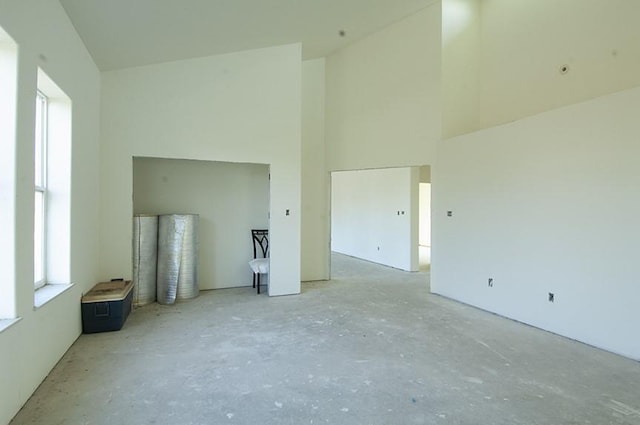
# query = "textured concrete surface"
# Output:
<box><xmin>10</xmin><ymin>253</ymin><xmax>640</xmax><ymax>425</ymax></box>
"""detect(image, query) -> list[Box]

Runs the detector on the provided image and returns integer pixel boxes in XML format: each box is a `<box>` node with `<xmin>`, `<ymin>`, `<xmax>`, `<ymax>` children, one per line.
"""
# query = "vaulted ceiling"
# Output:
<box><xmin>59</xmin><ymin>0</ymin><xmax>438</xmax><ymax>71</ymax></box>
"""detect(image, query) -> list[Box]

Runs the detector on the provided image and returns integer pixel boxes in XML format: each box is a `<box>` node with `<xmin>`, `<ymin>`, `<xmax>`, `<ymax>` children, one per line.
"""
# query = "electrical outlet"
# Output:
<box><xmin>548</xmin><ymin>292</ymin><xmax>555</xmax><ymax>302</ymax></box>
<box><xmin>447</xmin><ymin>211</ymin><xmax>453</xmax><ymax>217</ymax></box>
<box><xmin>488</xmin><ymin>278</ymin><xmax>494</xmax><ymax>287</ymax></box>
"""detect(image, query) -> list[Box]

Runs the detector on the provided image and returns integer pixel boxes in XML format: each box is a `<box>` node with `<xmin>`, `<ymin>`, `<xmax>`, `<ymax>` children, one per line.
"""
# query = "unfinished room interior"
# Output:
<box><xmin>1</xmin><ymin>0</ymin><xmax>639</xmax><ymax>423</ymax></box>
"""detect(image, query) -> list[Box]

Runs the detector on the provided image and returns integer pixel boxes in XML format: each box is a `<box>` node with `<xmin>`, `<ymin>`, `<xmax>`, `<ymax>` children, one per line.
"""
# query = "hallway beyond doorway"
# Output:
<box><xmin>419</xmin><ymin>244</ymin><xmax>431</xmax><ymax>271</ymax></box>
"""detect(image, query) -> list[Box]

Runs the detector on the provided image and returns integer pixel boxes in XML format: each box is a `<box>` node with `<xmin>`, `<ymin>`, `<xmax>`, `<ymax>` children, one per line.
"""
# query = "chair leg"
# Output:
<box><xmin>252</xmin><ymin>273</ymin><xmax>256</xmax><ymax>288</ymax></box>
<box><xmin>257</xmin><ymin>274</ymin><xmax>261</xmax><ymax>294</ymax></box>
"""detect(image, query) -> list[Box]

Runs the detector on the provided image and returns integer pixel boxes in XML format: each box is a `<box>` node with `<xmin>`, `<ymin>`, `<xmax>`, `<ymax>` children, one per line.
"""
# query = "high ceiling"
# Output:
<box><xmin>59</xmin><ymin>0</ymin><xmax>438</xmax><ymax>71</ymax></box>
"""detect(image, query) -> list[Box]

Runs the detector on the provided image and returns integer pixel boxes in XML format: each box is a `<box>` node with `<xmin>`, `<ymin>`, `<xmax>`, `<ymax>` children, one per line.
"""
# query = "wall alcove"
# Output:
<box><xmin>133</xmin><ymin>157</ymin><xmax>270</xmax><ymax>290</ymax></box>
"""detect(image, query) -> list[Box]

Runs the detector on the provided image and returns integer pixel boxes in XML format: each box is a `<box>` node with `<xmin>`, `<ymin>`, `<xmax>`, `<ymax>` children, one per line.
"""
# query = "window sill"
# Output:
<box><xmin>34</xmin><ymin>283</ymin><xmax>74</xmax><ymax>310</ymax></box>
<box><xmin>0</xmin><ymin>317</ymin><xmax>22</xmax><ymax>334</ymax></box>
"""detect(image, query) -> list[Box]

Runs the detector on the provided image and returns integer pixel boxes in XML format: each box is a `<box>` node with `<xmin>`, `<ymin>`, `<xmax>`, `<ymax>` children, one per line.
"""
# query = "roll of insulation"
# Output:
<box><xmin>132</xmin><ymin>214</ymin><xmax>158</xmax><ymax>306</ymax></box>
<box><xmin>157</xmin><ymin>214</ymin><xmax>199</xmax><ymax>305</ymax></box>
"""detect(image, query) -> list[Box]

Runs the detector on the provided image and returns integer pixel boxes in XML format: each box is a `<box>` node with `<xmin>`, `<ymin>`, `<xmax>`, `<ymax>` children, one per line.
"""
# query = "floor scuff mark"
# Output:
<box><xmin>605</xmin><ymin>399</ymin><xmax>640</xmax><ymax>418</ymax></box>
<box><xmin>474</xmin><ymin>339</ymin><xmax>511</xmax><ymax>363</ymax></box>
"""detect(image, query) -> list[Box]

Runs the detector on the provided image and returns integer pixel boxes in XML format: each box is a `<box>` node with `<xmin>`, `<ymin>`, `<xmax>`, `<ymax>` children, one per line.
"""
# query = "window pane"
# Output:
<box><xmin>34</xmin><ymin>190</ymin><xmax>44</xmax><ymax>286</ymax></box>
<box><xmin>34</xmin><ymin>91</ymin><xmax>47</xmax><ymax>288</ymax></box>
<box><xmin>35</xmin><ymin>94</ymin><xmax>44</xmax><ymax>187</ymax></box>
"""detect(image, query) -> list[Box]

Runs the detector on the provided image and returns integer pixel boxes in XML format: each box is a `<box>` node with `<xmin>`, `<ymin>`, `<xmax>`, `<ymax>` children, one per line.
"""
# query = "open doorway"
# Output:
<box><xmin>418</xmin><ymin>165</ymin><xmax>431</xmax><ymax>271</ymax></box>
<box><xmin>330</xmin><ymin>165</ymin><xmax>431</xmax><ymax>276</ymax></box>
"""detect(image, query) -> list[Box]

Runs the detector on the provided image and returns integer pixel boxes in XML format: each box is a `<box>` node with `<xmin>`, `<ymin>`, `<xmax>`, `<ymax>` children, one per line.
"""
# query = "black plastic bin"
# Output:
<box><xmin>81</xmin><ymin>280</ymin><xmax>133</xmax><ymax>333</ymax></box>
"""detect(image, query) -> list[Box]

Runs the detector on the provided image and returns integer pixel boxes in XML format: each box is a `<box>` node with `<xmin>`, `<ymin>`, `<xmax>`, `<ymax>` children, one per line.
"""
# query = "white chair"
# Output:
<box><xmin>249</xmin><ymin>229</ymin><xmax>269</xmax><ymax>294</ymax></box>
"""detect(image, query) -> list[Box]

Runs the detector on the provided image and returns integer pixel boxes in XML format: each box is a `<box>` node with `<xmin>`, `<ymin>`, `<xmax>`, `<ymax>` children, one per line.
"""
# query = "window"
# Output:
<box><xmin>33</xmin><ymin>68</ymin><xmax>72</xmax><ymax>306</ymax></box>
<box><xmin>34</xmin><ymin>91</ymin><xmax>47</xmax><ymax>289</ymax></box>
<box><xmin>0</xmin><ymin>25</ymin><xmax>18</xmax><ymax>320</ymax></box>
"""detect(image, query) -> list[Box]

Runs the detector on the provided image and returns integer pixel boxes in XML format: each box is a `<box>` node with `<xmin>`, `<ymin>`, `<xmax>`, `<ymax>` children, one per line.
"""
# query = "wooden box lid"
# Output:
<box><xmin>82</xmin><ymin>280</ymin><xmax>133</xmax><ymax>303</ymax></box>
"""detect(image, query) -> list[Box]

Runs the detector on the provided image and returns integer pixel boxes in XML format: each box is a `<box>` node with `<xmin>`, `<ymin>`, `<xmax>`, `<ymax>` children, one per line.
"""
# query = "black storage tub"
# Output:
<box><xmin>81</xmin><ymin>280</ymin><xmax>133</xmax><ymax>333</ymax></box>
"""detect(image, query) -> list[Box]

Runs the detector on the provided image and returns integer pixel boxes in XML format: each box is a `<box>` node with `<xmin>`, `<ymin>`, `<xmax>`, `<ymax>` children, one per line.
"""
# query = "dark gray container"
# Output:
<box><xmin>81</xmin><ymin>280</ymin><xmax>133</xmax><ymax>333</ymax></box>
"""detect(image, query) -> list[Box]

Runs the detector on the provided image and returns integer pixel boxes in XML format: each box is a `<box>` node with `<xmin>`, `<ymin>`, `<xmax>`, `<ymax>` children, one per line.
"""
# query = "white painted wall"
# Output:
<box><xmin>100</xmin><ymin>44</ymin><xmax>302</xmax><ymax>297</ymax></box>
<box><xmin>432</xmin><ymin>86</ymin><xmax>640</xmax><ymax>360</ymax></box>
<box><xmin>477</xmin><ymin>0</ymin><xmax>640</xmax><ymax>129</ymax></box>
<box><xmin>332</xmin><ymin>167</ymin><xmax>418</xmax><ymax>272</ymax></box>
<box><xmin>325</xmin><ymin>4</ymin><xmax>441</xmax><ymax>171</ymax></box>
<box><xmin>441</xmin><ymin>0</ymin><xmax>480</xmax><ymax>138</ymax></box>
<box><xmin>133</xmin><ymin>158</ymin><xmax>269</xmax><ymax>290</ymax></box>
<box><xmin>434</xmin><ymin>0</ymin><xmax>640</xmax><ymax>360</ymax></box>
<box><xmin>0</xmin><ymin>1</ymin><xmax>101</xmax><ymax>423</ymax></box>
<box><xmin>301</xmin><ymin>59</ymin><xmax>330</xmax><ymax>281</ymax></box>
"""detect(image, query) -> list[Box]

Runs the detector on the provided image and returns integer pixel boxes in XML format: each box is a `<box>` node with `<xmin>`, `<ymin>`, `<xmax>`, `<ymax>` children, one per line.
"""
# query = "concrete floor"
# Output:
<box><xmin>11</xmin><ymin>253</ymin><xmax>640</xmax><ymax>425</ymax></box>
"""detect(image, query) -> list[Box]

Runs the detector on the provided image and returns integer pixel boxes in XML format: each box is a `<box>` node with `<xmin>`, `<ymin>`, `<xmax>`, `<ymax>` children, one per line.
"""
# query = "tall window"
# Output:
<box><xmin>34</xmin><ymin>91</ymin><xmax>47</xmax><ymax>289</ymax></box>
<box><xmin>0</xmin><ymin>25</ymin><xmax>18</xmax><ymax>318</ymax></box>
<box><xmin>33</xmin><ymin>68</ymin><xmax>72</xmax><ymax>303</ymax></box>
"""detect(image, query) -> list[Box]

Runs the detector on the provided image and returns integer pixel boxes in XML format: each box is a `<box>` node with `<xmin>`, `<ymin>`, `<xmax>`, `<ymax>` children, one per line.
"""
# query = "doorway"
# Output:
<box><xmin>329</xmin><ymin>165</ymin><xmax>431</xmax><ymax>275</ymax></box>
<box><xmin>418</xmin><ymin>166</ymin><xmax>431</xmax><ymax>271</ymax></box>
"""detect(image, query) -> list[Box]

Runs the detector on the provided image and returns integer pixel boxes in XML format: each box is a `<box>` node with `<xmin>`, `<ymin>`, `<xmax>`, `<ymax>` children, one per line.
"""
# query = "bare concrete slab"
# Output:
<box><xmin>10</xmin><ymin>253</ymin><xmax>640</xmax><ymax>425</ymax></box>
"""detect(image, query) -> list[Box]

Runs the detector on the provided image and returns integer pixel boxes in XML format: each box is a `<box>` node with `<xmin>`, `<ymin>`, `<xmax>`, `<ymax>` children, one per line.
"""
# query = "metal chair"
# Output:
<box><xmin>249</xmin><ymin>229</ymin><xmax>269</xmax><ymax>294</ymax></box>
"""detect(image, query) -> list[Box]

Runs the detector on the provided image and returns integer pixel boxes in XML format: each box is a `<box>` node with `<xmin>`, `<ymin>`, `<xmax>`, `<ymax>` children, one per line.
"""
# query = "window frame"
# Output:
<box><xmin>34</xmin><ymin>90</ymin><xmax>48</xmax><ymax>289</ymax></box>
<box><xmin>0</xmin><ymin>25</ymin><xmax>18</xmax><ymax>319</ymax></box>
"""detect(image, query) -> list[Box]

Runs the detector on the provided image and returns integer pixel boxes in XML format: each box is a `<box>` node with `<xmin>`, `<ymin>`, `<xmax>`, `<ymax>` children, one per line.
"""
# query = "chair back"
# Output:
<box><xmin>251</xmin><ymin>229</ymin><xmax>269</xmax><ymax>259</ymax></box>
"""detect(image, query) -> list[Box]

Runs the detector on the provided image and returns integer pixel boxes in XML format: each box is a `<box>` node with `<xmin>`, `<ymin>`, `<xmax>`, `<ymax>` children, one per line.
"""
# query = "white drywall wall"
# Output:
<box><xmin>0</xmin><ymin>1</ymin><xmax>101</xmax><ymax>423</ymax></box>
<box><xmin>133</xmin><ymin>158</ymin><xmax>269</xmax><ymax>290</ymax></box>
<box><xmin>419</xmin><ymin>165</ymin><xmax>431</xmax><ymax>184</ymax></box>
<box><xmin>477</xmin><ymin>0</ymin><xmax>640</xmax><ymax>129</ymax></box>
<box><xmin>301</xmin><ymin>59</ymin><xmax>330</xmax><ymax>281</ymax></box>
<box><xmin>441</xmin><ymin>0</ymin><xmax>480</xmax><ymax>138</ymax></box>
<box><xmin>101</xmin><ymin>44</ymin><xmax>302</xmax><ymax>297</ymax></box>
<box><xmin>332</xmin><ymin>167</ymin><xmax>419</xmax><ymax>272</ymax></box>
<box><xmin>325</xmin><ymin>4</ymin><xmax>441</xmax><ymax>171</ymax></box>
<box><xmin>432</xmin><ymin>86</ymin><xmax>640</xmax><ymax>360</ymax></box>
